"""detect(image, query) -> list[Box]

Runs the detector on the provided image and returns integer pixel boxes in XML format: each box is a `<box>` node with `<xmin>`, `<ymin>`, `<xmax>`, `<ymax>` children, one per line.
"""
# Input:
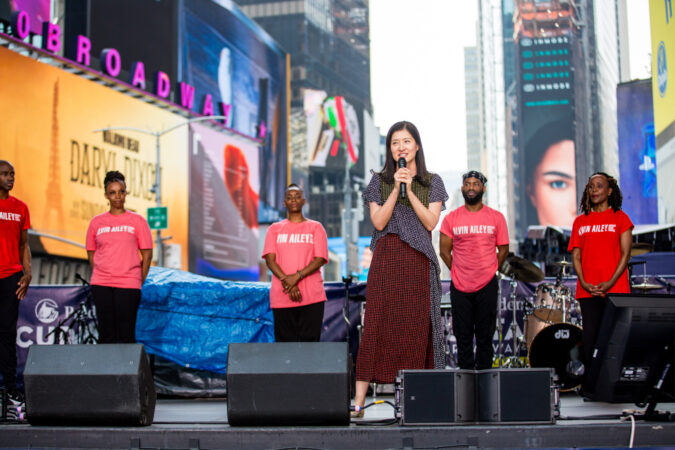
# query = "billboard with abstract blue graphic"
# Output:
<box><xmin>617</xmin><ymin>79</ymin><xmax>657</xmax><ymax>224</ymax></box>
<box><xmin>179</xmin><ymin>0</ymin><xmax>288</xmax><ymax>224</ymax></box>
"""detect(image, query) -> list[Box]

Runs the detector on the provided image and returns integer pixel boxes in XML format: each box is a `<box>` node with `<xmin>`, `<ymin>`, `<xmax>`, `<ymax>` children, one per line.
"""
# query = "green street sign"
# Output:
<box><xmin>147</xmin><ymin>206</ymin><xmax>168</xmax><ymax>230</ymax></box>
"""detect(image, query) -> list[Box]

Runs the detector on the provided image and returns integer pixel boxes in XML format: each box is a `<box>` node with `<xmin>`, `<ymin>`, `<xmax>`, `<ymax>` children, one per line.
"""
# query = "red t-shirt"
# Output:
<box><xmin>262</xmin><ymin>219</ymin><xmax>328</xmax><ymax>309</ymax></box>
<box><xmin>86</xmin><ymin>211</ymin><xmax>154</xmax><ymax>289</ymax></box>
<box><xmin>0</xmin><ymin>196</ymin><xmax>30</xmax><ymax>278</ymax></box>
<box><xmin>568</xmin><ymin>208</ymin><xmax>633</xmax><ymax>298</ymax></box>
<box><xmin>440</xmin><ymin>205</ymin><xmax>509</xmax><ymax>293</ymax></box>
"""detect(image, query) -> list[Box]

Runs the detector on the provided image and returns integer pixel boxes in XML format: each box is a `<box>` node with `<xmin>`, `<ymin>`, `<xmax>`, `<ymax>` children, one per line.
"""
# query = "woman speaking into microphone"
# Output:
<box><xmin>351</xmin><ymin>121</ymin><xmax>448</xmax><ymax>417</ymax></box>
<box><xmin>86</xmin><ymin>170</ymin><xmax>153</xmax><ymax>344</ymax></box>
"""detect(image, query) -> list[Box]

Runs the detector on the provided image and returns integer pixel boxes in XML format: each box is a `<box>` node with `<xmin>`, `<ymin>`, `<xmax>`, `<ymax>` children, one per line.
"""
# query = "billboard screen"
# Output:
<box><xmin>304</xmin><ymin>89</ymin><xmax>361</xmax><ymax>170</ymax></box>
<box><xmin>0</xmin><ymin>46</ymin><xmax>189</xmax><ymax>267</ymax></box>
<box><xmin>650</xmin><ymin>0</ymin><xmax>675</xmax><ymax>141</ymax></box>
<box><xmin>517</xmin><ymin>35</ymin><xmax>576</xmax><ymax>233</ymax></box>
<box><xmin>617</xmin><ymin>80</ymin><xmax>657</xmax><ymax>224</ymax></box>
<box><xmin>179</xmin><ymin>0</ymin><xmax>288</xmax><ymax>224</ymax></box>
<box><xmin>0</xmin><ymin>0</ymin><xmax>50</xmax><ymax>34</ymax></box>
<box><xmin>188</xmin><ymin>122</ymin><xmax>260</xmax><ymax>281</ymax></box>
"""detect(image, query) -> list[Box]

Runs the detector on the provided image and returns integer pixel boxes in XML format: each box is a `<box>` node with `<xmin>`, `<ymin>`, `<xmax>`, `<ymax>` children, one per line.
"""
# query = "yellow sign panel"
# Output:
<box><xmin>650</xmin><ymin>0</ymin><xmax>675</xmax><ymax>139</ymax></box>
<box><xmin>0</xmin><ymin>47</ymin><xmax>189</xmax><ymax>269</ymax></box>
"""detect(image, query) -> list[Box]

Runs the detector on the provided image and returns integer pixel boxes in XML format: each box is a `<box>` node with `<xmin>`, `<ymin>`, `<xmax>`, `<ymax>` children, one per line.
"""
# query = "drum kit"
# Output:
<box><xmin>497</xmin><ymin>256</ymin><xmax>584</xmax><ymax>391</ymax></box>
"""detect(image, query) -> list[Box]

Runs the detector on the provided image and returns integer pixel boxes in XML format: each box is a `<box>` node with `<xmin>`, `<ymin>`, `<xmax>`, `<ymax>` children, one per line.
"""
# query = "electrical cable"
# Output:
<box><xmin>620</xmin><ymin>413</ymin><xmax>636</xmax><ymax>448</ymax></box>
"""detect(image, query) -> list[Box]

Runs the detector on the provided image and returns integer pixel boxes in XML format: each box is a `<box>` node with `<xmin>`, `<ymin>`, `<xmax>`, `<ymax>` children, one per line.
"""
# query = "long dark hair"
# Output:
<box><xmin>579</xmin><ymin>172</ymin><xmax>623</xmax><ymax>215</ymax></box>
<box><xmin>103</xmin><ymin>170</ymin><xmax>126</xmax><ymax>191</ymax></box>
<box><xmin>379</xmin><ymin>121</ymin><xmax>431</xmax><ymax>187</ymax></box>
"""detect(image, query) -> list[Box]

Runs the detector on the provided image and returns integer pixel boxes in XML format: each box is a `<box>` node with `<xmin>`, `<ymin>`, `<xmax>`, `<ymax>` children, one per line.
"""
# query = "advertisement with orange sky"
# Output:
<box><xmin>0</xmin><ymin>47</ymin><xmax>189</xmax><ymax>269</ymax></box>
<box><xmin>188</xmin><ymin>122</ymin><xmax>260</xmax><ymax>280</ymax></box>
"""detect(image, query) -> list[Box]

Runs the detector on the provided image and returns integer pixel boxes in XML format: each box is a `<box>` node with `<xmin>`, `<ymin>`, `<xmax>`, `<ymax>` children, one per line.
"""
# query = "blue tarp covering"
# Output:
<box><xmin>136</xmin><ymin>267</ymin><xmax>274</xmax><ymax>373</ymax></box>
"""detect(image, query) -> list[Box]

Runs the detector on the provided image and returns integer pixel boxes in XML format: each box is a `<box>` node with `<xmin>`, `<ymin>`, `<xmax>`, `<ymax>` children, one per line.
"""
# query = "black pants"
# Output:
<box><xmin>451</xmin><ymin>276</ymin><xmax>498</xmax><ymax>370</ymax></box>
<box><xmin>272</xmin><ymin>301</ymin><xmax>325</xmax><ymax>342</ymax></box>
<box><xmin>578</xmin><ymin>297</ymin><xmax>607</xmax><ymax>366</ymax></box>
<box><xmin>0</xmin><ymin>272</ymin><xmax>22</xmax><ymax>391</ymax></box>
<box><xmin>90</xmin><ymin>285</ymin><xmax>141</xmax><ymax>344</ymax></box>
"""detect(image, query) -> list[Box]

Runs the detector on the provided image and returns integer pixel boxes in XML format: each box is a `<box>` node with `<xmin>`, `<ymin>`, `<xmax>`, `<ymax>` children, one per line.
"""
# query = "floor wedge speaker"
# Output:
<box><xmin>227</xmin><ymin>342</ymin><xmax>349</xmax><ymax>426</ymax></box>
<box><xmin>477</xmin><ymin>368</ymin><xmax>556</xmax><ymax>424</ymax></box>
<box><xmin>24</xmin><ymin>344</ymin><xmax>156</xmax><ymax>426</ymax></box>
<box><xmin>396</xmin><ymin>369</ymin><xmax>476</xmax><ymax>425</ymax></box>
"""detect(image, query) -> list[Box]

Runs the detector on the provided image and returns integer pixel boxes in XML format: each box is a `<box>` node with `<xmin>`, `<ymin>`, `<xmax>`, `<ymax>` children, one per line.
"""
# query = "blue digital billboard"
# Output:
<box><xmin>617</xmin><ymin>79</ymin><xmax>657</xmax><ymax>224</ymax></box>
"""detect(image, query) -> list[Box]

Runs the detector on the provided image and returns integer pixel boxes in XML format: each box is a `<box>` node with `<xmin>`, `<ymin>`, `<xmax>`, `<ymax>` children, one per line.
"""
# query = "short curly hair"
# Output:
<box><xmin>579</xmin><ymin>172</ymin><xmax>623</xmax><ymax>215</ymax></box>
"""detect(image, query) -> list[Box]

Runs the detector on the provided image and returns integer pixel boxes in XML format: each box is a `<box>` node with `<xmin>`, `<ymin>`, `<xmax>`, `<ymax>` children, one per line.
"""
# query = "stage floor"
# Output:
<box><xmin>2</xmin><ymin>393</ymin><xmax>675</xmax><ymax>449</ymax></box>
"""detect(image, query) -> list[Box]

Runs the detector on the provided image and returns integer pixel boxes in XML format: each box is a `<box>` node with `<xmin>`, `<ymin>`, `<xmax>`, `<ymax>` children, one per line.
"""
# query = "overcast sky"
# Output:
<box><xmin>369</xmin><ymin>0</ymin><xmax>653</xmax><ymax>173</ymax></box>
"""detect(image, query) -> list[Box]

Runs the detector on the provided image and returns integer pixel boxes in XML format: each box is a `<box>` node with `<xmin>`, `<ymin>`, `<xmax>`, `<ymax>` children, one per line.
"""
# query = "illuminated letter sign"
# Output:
<box><xmin>41</xmin><ymin>22</ymin><xmax>62</xmax><ymax>54</ymax></box>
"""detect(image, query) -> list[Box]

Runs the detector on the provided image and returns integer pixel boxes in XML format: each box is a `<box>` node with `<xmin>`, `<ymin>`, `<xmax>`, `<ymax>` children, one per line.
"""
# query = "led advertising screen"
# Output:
<box><xmin>0</xmin><ymin>46</ymin><xmax>190</xmax><ymax>267</ymax></box>
<box><xmin>188</xmin><ymin>122</ymin><xmax>261</xmax><ymax>281</ymax></box>
<box><xmin>304</xmin><ymin>89</ymin><xmax>361</xmax><ymax>170</ymax></box>
<box><xmin>0</xmin><ymin>0</ymin><xmax>50</xmax><ymax>34</ymax></box>
<box><xmin>617</xmin><ymin>80</ymin><xmax>657</xmax><ymax>224</ymax></box>
<box><xmin>517</xmin><ymin>35</ymin><xmax>576</xmax><ymax>234</ymax></box>
<box><xmin>179</xmin><ymin>0</ymin><xmax>289</xmax><ymax>224</ymax></box>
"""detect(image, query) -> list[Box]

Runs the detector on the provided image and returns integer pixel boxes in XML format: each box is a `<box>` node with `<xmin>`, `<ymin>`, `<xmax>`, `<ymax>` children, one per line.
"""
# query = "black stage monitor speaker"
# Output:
<box><xmin>227</xmin><ymin>342</ymin><xmax>349</xmax><ymax>426</ymax></box>
<box><xmin>477</xmin><ymin>368</ymin><xmax>556</xmax><ymax>424</ymax></box>
<box><xmin>396</xmin><ymin>369</ymin><xmax>476</xmax><ymax>425</ymax></box>
<box><xmin>23</xmin><ymin>344</ymin><xmax>156</xmax><ymax>426</ymax></box>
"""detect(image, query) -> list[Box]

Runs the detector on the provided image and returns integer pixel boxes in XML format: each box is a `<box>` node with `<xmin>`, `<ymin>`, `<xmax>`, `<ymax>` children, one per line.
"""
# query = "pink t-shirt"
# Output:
<box><xmin>262</xmin><ymin>219</ymin><xmax>328</xmax><ymax>309</ymax></box>
<box><xmin>440</xmin><ymin>205</ymin><xmax>509</xmax><ymax>293</ymax></box>
<box><xmin>86</xmin><ymin>211</ymin><xmax>153</xmax><ymax>289</ymax></box>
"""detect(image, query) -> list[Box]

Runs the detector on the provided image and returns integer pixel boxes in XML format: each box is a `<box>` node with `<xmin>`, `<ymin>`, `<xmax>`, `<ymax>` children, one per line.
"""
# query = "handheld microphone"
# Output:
<box><xmin>398</xmin><ymin>157</ymin><xmax>407</xmax><ymax>198</ymax></box>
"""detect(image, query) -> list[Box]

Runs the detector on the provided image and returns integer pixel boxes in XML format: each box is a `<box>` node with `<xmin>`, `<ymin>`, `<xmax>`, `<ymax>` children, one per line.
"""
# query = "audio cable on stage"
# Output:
<box><xmin>350</xmin><ymin>400</ymin><xmax>398</xmax><ymax>426</ymax></box>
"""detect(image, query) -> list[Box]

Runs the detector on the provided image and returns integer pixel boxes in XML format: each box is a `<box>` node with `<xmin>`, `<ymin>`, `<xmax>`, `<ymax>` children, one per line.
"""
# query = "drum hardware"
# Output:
<box><xmin>496</xmin><ymin>255</ymin><xmax>544</xmax><ymax>368</ymax></box>
<box><xmin>628</xmin><ymin>260</ymin><xmax>647</xmax><ymax>289</ymax></box>
<box><xmin>656</xmin><ymin>276</ymin><xmax>675</xmax><ymax>295</ymax></box>
<box><xmin>528</xmin><ymin>322</ymin><xmax>584</xmax><ymax>392</ymax></box>
<box><xmin>496</xmin><ymin>273</ymin><xmax>504</xmax><ymax>368</ymax></box>
<box><xmin>553</xmin><ymin>259</ymin><xmax>573</xmax><ymax>268</ymax></box>
<box><xmin>628</xmin><ymin>259</ymin><xmax>661</xmax><ymax>292</ymax></box>
<box><xmin>500</xmin><ymin>254</ymin><xmax>545</xmax><ymax>283</ymax></box>
<box><xmin>632</xmin><ymin>282</ymin><xmax>662</xmax><ymax>292</ymax></box>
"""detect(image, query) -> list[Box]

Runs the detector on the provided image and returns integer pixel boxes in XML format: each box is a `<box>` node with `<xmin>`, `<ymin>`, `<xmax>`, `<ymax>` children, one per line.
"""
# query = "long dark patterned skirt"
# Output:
<box><xmin>356</xmin><ymin>233</ymin><xmax>433</xmax><ymax>384</ymax></box>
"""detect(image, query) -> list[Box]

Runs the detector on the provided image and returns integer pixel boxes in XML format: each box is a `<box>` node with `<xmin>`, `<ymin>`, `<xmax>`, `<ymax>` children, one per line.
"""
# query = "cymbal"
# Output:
<box><xmin>632</xmin><ymin>282</ymin><xmax>662</xmax><ymax>291</ymax></box>
<box><xmin>631</xmin><ymin>242</ymin><xmax>654</xmax><ymax>257</ymax></box>
<box><xmin>499</xmin><ymin>255</ymin><xmax>545</xmax><ymax>283</ymax></box>
<box><xmin>554</xmin><ymin>260</ymin><xmax>573</xmax><ymax>267</ymax></box>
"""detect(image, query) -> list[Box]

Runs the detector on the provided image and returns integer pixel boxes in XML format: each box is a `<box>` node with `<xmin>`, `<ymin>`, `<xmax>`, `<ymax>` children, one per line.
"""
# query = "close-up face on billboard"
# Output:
<box><xmin>517</xmin><ymin>35</ymin><xmax>576</xmax><ymax>231</ymax></box>
<box><xmin>0</xmin><ymin>46</ymin><xmax>190</xmax><ymax>267</ymax></box>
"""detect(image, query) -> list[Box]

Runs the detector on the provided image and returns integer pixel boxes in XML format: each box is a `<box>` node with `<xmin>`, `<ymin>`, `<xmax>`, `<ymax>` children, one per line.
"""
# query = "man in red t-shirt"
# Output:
<box><xmin>0</xmin><ymin>160</ymin><xmax>32</xmax><ymax>403</ymax></box>
<box><xmin>439</xmin><ymin>171</ymin><xmax>509</xmax><ymax>369</ymax></box>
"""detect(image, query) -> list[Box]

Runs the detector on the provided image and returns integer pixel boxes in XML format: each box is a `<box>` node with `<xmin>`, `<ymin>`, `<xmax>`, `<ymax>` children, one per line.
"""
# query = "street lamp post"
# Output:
<box><xmin>94</xmin><ymin>115</ymin><xmax>228</xmax><ymax>266</ymax></box>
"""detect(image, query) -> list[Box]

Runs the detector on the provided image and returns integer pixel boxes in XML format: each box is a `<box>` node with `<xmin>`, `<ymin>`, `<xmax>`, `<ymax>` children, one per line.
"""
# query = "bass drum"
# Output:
<box><xmin>528</xmin><ymin>323</ymin><xmax>584</xmax><ymax>391</ymax></box>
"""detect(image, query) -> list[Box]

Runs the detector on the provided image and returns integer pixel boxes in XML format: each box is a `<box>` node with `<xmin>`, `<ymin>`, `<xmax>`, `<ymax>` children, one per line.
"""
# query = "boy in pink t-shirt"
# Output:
<box><xmin>439</xmin><ymin>171</ymin><xmax>509</xmax><ymax>370</ymax></box>
<box><xmin>262</xmin><ymin>184</ymin><xmax>328</xmax><ymax>342</ymax></box>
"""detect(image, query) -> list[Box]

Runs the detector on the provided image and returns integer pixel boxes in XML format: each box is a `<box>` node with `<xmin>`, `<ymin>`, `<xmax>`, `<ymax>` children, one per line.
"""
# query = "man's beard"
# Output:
<box><xmin>462</xmin><ymin>189</ymin><xmax>483</xmax><ymax>205</ymax></box>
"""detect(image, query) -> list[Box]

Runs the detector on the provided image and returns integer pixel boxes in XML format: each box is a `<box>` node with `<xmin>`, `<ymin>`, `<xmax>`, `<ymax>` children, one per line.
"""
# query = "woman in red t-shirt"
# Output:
<box><xmin>86</xmin><ymin>171</ymin><xmax>153</xmax><ymax>343</ymax></box>
<box><xmin>568</xmin><ymin>172</ymin><xmax>633</xmax><ymax>377</ymax></box>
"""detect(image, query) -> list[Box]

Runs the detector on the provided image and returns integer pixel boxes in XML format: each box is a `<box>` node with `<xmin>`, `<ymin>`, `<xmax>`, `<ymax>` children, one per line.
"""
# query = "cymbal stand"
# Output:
<box><xmin>505</xmin><ymin>277</ymin><xmax>525</xmax><ymax>368</ymax></box>
<box><xmin>496</xmin><ymin>273</ymin><xmax>504</xmax><ymax>368</ymax></box>
<box><xmin>556</xmin><ymin>265</ymin><xmax>568</xmax><ymax>324</ymax></box>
